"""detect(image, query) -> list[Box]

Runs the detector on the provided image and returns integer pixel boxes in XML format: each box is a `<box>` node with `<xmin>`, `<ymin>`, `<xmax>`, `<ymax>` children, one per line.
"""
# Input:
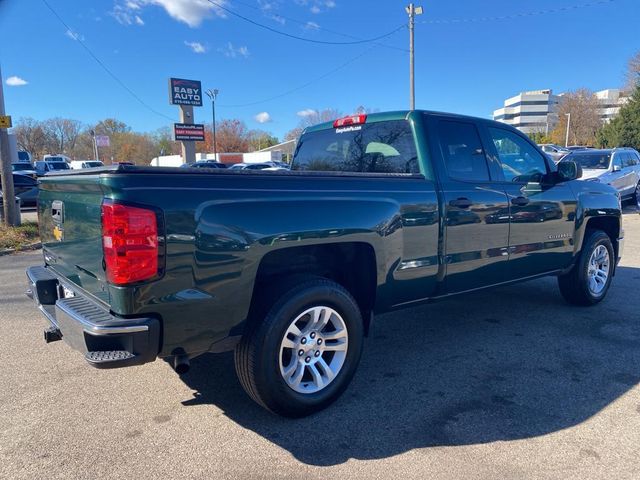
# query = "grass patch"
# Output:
<box><xmin>0</xmin><ymin>222</ymin><xmax>40</xmax><ymax>251</ymax></box>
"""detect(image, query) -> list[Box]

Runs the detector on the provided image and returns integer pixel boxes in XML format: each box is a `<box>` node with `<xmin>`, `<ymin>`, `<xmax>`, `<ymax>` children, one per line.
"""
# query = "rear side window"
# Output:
<box><xmin>437</xmin><ymin>120</ymin><xmax>490</xmax><ymax>182</ymax></box>
<box><xmin>488</xmin><ymin>127</ymin><xmax>548</xmax><ymax>182</ymax></box>
<box><xmin>293</xmin><ymin>120</ymin><xmax>419</xmax><ymax>174</ymax></box>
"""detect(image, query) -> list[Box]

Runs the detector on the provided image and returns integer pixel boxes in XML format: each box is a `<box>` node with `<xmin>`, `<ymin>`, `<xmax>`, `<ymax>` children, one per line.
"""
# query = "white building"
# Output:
<box><xmin>493</xmin><ymin>88</ymin><xmax>630</xmax><ymax>134</ymax></box>
<box><xmin>493</xmin><ymin>89</ymin><xmax>560</xmax><ymax>134</ymax></box>
<box><xmin>595</xmin><ymin>89</ymin><xmax>629</xmax><ymax>123</ymax></box>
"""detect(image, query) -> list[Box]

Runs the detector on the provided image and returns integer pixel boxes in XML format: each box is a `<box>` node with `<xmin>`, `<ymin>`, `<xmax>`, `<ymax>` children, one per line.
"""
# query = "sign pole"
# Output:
<box><xmin>179</xmin><ymin>105</ymin><xmax>196</xmax><ymax>165</ymax></box>
<box><xmin>0</xmin><ymin>64</ymin><xmax>18</xmax><ymax>226</ymax></box>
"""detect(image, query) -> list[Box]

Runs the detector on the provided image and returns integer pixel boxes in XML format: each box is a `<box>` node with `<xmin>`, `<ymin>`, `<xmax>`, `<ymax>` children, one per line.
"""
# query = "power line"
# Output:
<box><xmin>218</xmin><ymin>46</ymin><xmax>377</xmax><ymax>108</ymax></box>
<box><xmin>421</xmin><ymin>0</ymin><xmax>616</xmax><ymax>24</ymax></box>
<box><xmin>41</xmin><ymin>0</ymin><xmax>174</xmax><ymax>122</ymax></box>
<box><xmin>206</xmin><ymin>0</ymin><xmax>406</xmax><ymax>46</ymax></box>
<box><xmin>230</xmin><ymin>0</ymin><xmax>408</xmax><ymax>52</ymax></box>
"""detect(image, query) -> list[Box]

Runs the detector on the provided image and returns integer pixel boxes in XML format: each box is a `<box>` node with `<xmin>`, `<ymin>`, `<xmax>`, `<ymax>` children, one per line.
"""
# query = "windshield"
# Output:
<box><xmin>12</xmin><ymin>163</ymin><xmax>33</xmax><ymax>171</ymax></box>
<box><xmin>17</xmin><ymin>152</ymin><xmax>30</xmax><ymax>161</ymax></box>
<box><xmin>48</xmin><ymin>162</ymin><xmax>71</xmax><ymax>170</ymax></box>
<box><xmin>84</xmin><ymin>161</ymin><xmax>103</xmax><ymax>168</ymax></box>
<box><xmin>293</xmin><ymin>120</ymin><xmax>419</xmax><ymax>174</ymax></box>
<box><xmin>568</xmin><ymin>153</ymin><xmax>611</xmax><ymax>169</ymax></box>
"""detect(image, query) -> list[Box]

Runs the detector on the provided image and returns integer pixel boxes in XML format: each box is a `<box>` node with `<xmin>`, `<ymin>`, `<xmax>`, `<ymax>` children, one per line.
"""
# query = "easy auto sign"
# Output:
<box><xmin>169</xmin><ymin>78</ymin><xmax>203</xmax><ymax>107</ymax></box>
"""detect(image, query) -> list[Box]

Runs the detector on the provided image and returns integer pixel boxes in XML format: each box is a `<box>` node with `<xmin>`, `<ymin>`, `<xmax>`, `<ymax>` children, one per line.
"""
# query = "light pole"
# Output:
<box><xmin>564</xmin><ymin>113</ymin><xmax>571</xmax><ymax>147</ymax></box>
<box><xmin>205</xmin><ymin>89</ymin><xmax>219</xmax><ymax>160</ymax></box>
<box><xmin>406</xmin><ymin>3</ymin><xmax>423</xmax><ymax>110</ymax></box>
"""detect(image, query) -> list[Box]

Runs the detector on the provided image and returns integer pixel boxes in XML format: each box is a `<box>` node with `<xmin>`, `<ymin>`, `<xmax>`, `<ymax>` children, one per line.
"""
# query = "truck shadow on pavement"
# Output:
<box><xmin>178</xmin><ymin>266</ymin><xmax>640</xmax><ymax>466</ymax></box>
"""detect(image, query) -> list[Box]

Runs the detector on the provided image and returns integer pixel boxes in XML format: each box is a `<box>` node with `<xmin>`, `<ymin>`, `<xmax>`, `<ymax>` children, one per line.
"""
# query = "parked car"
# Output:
<box><xmin>42</xmin><ymin>154</ymin><xmax>71</xmax><ymax>163</ymax></box>
<box><xmin>11</xmin><ymin>163</ymin><xmax>38</xmax><ymax>179</ymax></box>
<box><xmin>34</xmin><ymin>160</ymin><xmax>71</xmax><ymax>175</ymax></box>
<box><xmin>229</xmin><ymin>162</ymin><xmax>274</xmax><ymax>170</ymax></box>
<box><xmin>566</xmin><ymin>145</ymin><xmax>594</xmax><ymax>151</ymax></box>
<box><xmin>561</xmin><ymin>148</ymin><xmax>640</xmax><ymax>206</ymax></box>
<box><xmin>539</xmin><ymin>144</ymin><xmax>570</xmax><ymax>163</ymax></box>
<box><xmin>70</xmin><ymin>160</ymin><xmax>104</xmax><ymax>169</ymax></box>
<box><xmin>0</xmin><ymin>173</ymin><xmax>38</xmax><ymax>207</ymax></box>
<box><xmin>26</xmin><ymin>110</ymin><xmax>623</xmax><ymax>417</ymax></box>
<box><xmin>180</xmin><ymin>161</ymin><xmax>227</xmax><ymax>169</ymax></box>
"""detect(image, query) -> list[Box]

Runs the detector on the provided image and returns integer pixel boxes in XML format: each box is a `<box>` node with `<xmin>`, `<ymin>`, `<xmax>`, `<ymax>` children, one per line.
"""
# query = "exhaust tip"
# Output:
<box><xmin>173</xmin><ymin>355</ymin><xmax>190</xmax><ymax>374</ymax></box>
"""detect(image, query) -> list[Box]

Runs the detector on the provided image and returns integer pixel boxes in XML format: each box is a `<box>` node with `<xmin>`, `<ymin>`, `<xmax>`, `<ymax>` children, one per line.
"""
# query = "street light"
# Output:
<box><xmin>205</xmin><ymin>89</ymin><xmax>219</xmax><ymax>160</ymax></box>
<box><xmin>564</xmin><ymin>113</ymin><xmax>571</xmax><ymax>148</ymax></box>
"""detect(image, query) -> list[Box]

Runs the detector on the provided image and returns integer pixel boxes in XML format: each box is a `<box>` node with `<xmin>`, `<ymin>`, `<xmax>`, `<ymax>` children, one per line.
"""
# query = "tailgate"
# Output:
<box><xmin>38</xmin><ymin>174</ymin><xmax>109</xmax><ymax>305</ymax></box>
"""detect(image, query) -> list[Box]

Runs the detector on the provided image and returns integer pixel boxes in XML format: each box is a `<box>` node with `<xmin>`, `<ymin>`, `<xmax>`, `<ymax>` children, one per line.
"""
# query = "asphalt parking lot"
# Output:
<box><xmin>1</xmin><ymin>208</ymin><xmax>639</xmax><ymax>480</ymax></box>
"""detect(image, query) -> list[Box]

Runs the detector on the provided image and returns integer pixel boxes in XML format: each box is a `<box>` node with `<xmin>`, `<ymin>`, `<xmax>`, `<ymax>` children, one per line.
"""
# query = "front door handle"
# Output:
<box><xmin>449</xmin><ymin>197</ymin><xmax>472</xmax><ymax>209</ymax></box>
<box><xmin>511</xmin><ymin>196</ymin><xmax>530</xmax><ymax>207</ymax></box>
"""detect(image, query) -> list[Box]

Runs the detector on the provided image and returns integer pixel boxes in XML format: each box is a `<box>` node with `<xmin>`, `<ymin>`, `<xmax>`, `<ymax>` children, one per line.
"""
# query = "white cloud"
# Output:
<box><xmin>113</xmin><ymin>0</ymin><xmax>227</xmax><ymax>28</ymax></box>
<box><xmin>6</xmin><ymin>76</ymin><xmax>28</xmax><ymax>87</ymax></box>
<box><xmin>184</xmin><ymin>41</ymin><xmax>206</xmax><ymax>53</ymax></box>
<box><xmin>134</xmin><ymin>15</ymin><xmax>145</xmax><ymax>25</ymax></box>
<box><xmin>297</xmin><ymin>109</ymin><xmax>317</xmax><ymax>118</ymax></box>
<box><xmin>305</xmin><ymin>21</ymin><xmax>320</xmax><ymax>30</ymax></box>
<box><xmin>219</xmin><ymin>42</ymin><xmax>249</xmax><ymax>58</ymax></box>
<box><xmin>254</xmin><ymin>112</ymin><xmax>272</xmax><ymax>123</ymax></box>
<box><xmin>65</xmin><ymin>29</ymin><xmax>84</xmax><ymax>41</ymax></box>
<box><xmin>295</xmin><ymin>0</ymin><xmax>335</xmax><ymax>13</ymax></box>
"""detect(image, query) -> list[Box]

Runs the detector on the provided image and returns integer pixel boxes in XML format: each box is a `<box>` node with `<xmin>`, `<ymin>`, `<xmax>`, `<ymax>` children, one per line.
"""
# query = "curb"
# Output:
<box><xmin>0</xmin><ymin>242</ymin><xmax>42</xmax><ymax>257</ymax></box>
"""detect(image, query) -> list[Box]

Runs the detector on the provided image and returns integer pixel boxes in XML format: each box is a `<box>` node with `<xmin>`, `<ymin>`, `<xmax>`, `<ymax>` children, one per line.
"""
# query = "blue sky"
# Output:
<box><xmin>1</xmin><ymin>0</ymin><xmax>639</xmax><ymax>139</ymax></box>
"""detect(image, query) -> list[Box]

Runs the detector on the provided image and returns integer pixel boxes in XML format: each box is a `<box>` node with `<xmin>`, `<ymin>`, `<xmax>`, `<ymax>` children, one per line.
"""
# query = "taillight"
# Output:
<box><xmin>333</xmin><ymin>114</ymin><xmax>367</xmax><ymax>128</ymax></box>
<box><xmin>101</xmin><ymin>200</ymin><xmax>158</xmax><ymax>285</ymax></box>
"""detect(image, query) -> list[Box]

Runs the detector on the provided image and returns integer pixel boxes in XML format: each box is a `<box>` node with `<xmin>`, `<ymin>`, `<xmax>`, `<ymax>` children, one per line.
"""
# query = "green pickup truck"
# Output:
<box><xmin>26</xmin><ymin>110</ymin><xmax>624</xmax><ymax>417</ymax></box>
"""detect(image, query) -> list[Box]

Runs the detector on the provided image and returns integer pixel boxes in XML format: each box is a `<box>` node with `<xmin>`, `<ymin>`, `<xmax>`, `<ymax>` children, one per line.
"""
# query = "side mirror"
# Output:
<box><xmin>612</xmin><ymin>164</ymin><xmax>621</xmax><ymax>172</ymax></box>
<box><xmin>557</xmin><ymin>160</ymin><xmax>582</xmax><ymax>181</ymax></box>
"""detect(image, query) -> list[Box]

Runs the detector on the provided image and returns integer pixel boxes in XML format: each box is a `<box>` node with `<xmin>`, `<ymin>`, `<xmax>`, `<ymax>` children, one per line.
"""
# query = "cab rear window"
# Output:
<box><xmin>293</xmin><ymin>120</ymin><xmax>419</xmax><ymax>174</ymax></box>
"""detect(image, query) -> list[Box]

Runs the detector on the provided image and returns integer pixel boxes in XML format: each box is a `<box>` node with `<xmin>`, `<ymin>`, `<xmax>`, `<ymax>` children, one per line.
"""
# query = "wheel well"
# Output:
<box><xmin>585</xmin><ymin>216</ymin><xmax>620</xmax><ymax>257</ymax></box>
<box><xmin>252</xmin><ymin>243</ymin><xmax>377</xmax><ymax>330</ymax></box>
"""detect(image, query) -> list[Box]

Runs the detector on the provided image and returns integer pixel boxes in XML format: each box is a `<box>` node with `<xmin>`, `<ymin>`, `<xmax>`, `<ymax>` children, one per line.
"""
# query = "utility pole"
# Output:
<box><xmin>205</xmin><ymin>89</ymin><xmax>219</xmax><ymax>160</ymax></box>
<box><xmin>406</xmin><ymin>3</ymin><xmax>423</xmax><ymax>110</ymax></box>
<box><xmin>565</xmin><ymin>113</ymin><xmax>571</xmax><ymax>147</ymax></box>
<box><xmin>0</xmin><ymin>64</ymin><xmax>18</xmax><ymax>226</ymax></box>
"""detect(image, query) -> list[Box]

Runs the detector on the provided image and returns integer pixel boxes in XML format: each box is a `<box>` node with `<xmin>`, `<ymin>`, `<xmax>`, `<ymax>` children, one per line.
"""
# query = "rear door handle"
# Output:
<box><xmin>511</xmin><ymin>196</ymin><xmax>530</xmax><ymax>207</ymax></box>
<box><xmin>449</xmin><ymin>197</ymin><xmax>472</xmax><ymax>209</ymax></box>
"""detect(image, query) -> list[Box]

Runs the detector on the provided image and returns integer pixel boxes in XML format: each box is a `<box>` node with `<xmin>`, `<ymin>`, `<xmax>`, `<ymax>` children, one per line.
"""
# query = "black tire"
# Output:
<box><xmin>635</xmin><ymin>182</ymin><xmax>640</xmax><ymax>210</ymax></box>
<box><xmin>235</xmin><ymin>276</ymin><xmax>364</xmax><ymax>417</ymax></box>
<box><xmin>558</xmin><ymin>230</ymin><xmax>614</xmax><ymax>306</ymax></box>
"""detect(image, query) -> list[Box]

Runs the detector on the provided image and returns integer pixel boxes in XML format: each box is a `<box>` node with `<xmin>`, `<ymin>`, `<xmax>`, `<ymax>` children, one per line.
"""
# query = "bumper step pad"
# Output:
<box><xmin>85</xmin><ymin>350</ymin><xmax>138</xmax><ymax>368</ymax></box>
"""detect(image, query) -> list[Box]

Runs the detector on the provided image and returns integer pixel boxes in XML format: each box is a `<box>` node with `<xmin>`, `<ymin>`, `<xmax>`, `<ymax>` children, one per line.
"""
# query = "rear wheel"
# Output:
<box><xmin>235</xmin><ymin>277</ymin><xmax>364</xmax><ymax>417</ymax></box>
<box><xmin>558</xmin><ymin>230</ymin><xmax>614</xmax><ymax>306</ymax></box>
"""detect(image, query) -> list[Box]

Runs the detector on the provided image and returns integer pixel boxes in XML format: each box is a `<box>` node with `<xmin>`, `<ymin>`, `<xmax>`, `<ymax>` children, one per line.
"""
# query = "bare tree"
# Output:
<box><xmin>13</xmin><ymin>118</ymin><xmax>48</xmax><ymax>159</ymax></box>
<box><xmin>43</xmin><ymin>118</ymin><xmax>83</xmax><ymax>154</ymax></box>
<box><xmin>550</xmin><ymin>88</ymin><xmax>602</xmax><ymax>146</ymax></box>
<box><xmin>624</xmin><ymin>50</ymin><xmax>640</xmax><ymax>92</ymax></box>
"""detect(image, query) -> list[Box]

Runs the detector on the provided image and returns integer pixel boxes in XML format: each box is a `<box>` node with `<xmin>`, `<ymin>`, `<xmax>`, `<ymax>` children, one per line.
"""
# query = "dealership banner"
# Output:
<box><xmin>169</xmin><ymin>78</ymin><xmax>203</xmax><ymax>107</ymax></box>
<box><xmin>174</xmin><ymin>123</ymin><xmax>205</xmax><ymax>142</ymax></box>
<box><xmin>95</xmin><ymin>135</ymin><xmax>110</xmax><ymax>147</ymax></box>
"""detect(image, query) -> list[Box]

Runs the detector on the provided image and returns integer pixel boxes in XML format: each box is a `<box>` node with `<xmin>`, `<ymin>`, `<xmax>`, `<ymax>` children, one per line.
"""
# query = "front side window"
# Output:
<box><xmin>568</xmin><ymin>153</ymin><xmax>611</xmax><ymax>169</ymax></box>
<box><xmin>488</xmin><ymin>127</ymin><xmax>548</xmax><ymax>182</ymax></box>
<box><xmin>437</xmin><ymin>120</ymin><xmax>489</xmax><ymax>182</ymax></box>
<box><xmin>613</xmin><ymin>154</ymin><xmax>623</xmax><ymax>169</ymax></box>
<box><xmin>293</xmin><ymin>120</ymin><xmax>419</xmax><ymax>175</ymax></box>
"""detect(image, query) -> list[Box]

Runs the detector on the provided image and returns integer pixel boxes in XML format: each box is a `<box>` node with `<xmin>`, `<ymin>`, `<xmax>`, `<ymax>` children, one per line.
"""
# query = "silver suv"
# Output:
<box><xmin>562</xmin><ymin>147</ymin><xmax>640</xmax><ymax>206</ymax></box>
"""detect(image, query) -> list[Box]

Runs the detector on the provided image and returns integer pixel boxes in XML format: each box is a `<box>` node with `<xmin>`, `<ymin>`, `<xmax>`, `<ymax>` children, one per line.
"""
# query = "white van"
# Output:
<box><xmin>70</xmin><ymin>160</ymin><xmax>104</xmax><ymax>169</ymax></box>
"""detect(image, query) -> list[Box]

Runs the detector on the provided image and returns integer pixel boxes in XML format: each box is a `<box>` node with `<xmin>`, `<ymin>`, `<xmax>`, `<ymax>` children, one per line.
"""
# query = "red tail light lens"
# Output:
<box><xmin>102</xmin><ymin>200</ymin><xmax>158</xmax><ymax>285</ymax></box>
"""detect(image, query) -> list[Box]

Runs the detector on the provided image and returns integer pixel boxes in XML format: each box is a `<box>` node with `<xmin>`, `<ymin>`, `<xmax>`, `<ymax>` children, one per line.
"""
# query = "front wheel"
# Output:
<box><xmin>558</xmin><ymin>230</ymin><xmax>614</xmax><ymax>306</ymax></box>
<box><xmin>235</xmin><ymin>277</ymin><xmax>364</xmax><ymax>417</ymax></box>
<box><xmin>634</xmin><ymin>182</ymin><xmax>640</xmax><ymax>210</ymax></box>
